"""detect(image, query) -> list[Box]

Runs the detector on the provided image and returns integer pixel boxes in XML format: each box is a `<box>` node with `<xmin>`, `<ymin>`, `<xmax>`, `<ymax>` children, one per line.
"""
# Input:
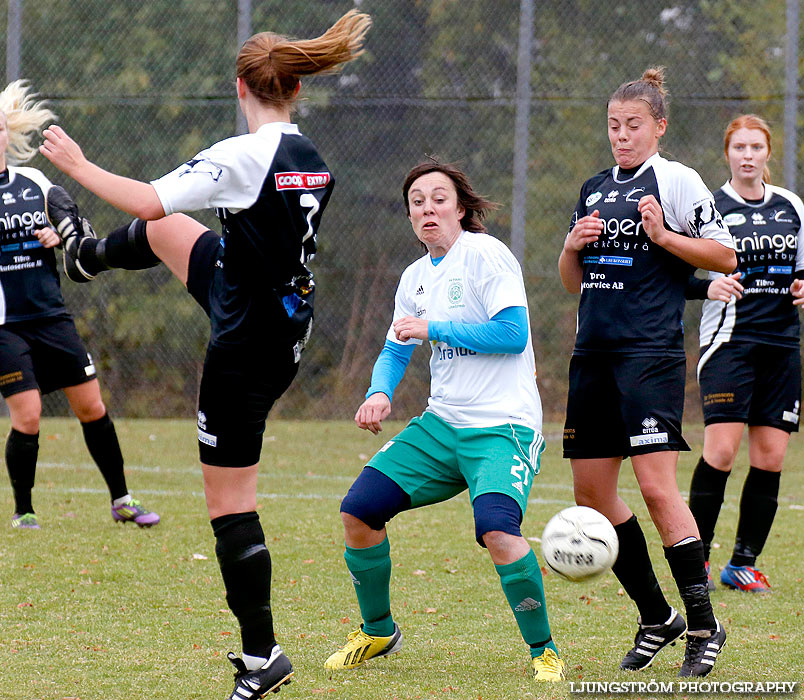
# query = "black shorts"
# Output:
<box><xmin>197</xmin><ymin>341</ymin><xmax>299</xmax><ymax>467</ymax></box>
<box><xmin>0</xmin><ymin>315</ymin><xmax>96</xmax><ymax>398</ymax></box>
<box><xmin>563</xmin><ymin>353</ymin><xmax>690</xmax><ymax>459</ymax></box>
<box><xmin>187</xmin><ymin>230</ymin><xmax>310</xmax><ymax>467</ymax></box>
<box><xmin>698</xmin><ymin>341</ymin><xmax>801</xmax><ymax>432</ymax></box>
<box><xmin>186</xmin><ymin>229</ymin><xmax>221</xmax><ymax>318</ymax></box>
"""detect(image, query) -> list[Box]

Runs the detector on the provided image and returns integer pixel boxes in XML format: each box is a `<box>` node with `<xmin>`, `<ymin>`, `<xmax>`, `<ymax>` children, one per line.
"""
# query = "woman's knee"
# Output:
<box><xmin>340</xmin><ymin>467</ymin><xmax>410</xmax><ymax>531</ymax></box>
<box><xmin>704</xmin><ymin>443</ymin><xmax>738</xmax><ymax>470</ymax></box>
<box><xmin>639</xmin><ymin>481</ymin><xmax>677</xmax><ymax>513</ymax></box>
<box><xmin>7</xmin><ymin>391</ymin><xmax>42</xmax><ymax>433</ymax></box>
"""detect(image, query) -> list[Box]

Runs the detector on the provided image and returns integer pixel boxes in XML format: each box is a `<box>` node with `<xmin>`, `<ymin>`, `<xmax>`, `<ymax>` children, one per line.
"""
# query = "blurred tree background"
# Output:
<box><xmin>1</xmin><ymin>0</ymin><xmax>801</xmax><ymax>423</ymax></box>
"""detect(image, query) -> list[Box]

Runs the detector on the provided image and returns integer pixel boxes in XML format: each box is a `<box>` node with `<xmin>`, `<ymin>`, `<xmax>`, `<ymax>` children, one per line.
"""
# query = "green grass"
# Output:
<box><xmin>1</xmin><ymin>419</ymin><xmax>803</xmax><ymax>700</ymax></box>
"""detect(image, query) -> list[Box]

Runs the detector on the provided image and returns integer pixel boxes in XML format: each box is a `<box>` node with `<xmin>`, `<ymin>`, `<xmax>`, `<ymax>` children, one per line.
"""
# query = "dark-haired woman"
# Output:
<box><xmin>559</xmin><ymin>67</ymin><xmax>735</xmax><ymax>677</ymax></box>
<box><xmin>40</xmin><ymin>11</ymin><xmax>371</xmax><ymax>698</ymax></box>
<box><xmin>324</xmin><ymin>160</ymin><xmax>564</xmax><ymax>683</ymax></box>
<box><xmin>686</xmin><ymin>114</ymin><xmax>804</xmax><ymax>594</ymax></box>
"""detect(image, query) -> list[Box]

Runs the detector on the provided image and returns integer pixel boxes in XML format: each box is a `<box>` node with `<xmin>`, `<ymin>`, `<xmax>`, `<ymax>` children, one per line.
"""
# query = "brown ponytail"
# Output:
<box><xmin>609</xmin><ymin>66</ymin><xmax>669</xmax><ymax>123</ymax></box>
<box><xmin>236</xmin><ymin>9</ymin><xmax>371</xmax><ymax>108</ymax></box>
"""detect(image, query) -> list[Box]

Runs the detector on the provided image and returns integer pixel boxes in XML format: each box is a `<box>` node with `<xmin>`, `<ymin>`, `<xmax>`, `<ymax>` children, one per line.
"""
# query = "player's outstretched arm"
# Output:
<box><xmin>355</xmin><ymin>393</ymin><xmax>392</xmax><ymax>435</ymax></box>
<box><xmin>40</xmin><ymin>125</ymin><xmax>165</xmax><ymax>220</ymax></box>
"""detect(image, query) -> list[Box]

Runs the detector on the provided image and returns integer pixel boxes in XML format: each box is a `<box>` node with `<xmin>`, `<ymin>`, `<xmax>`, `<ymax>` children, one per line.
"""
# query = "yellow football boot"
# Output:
<box><xmin>325</xmin><ymin>624</ymin><xmax>403</xmax><ymax>670</ymax></box>
<box><xmin>532</xmin><ymin>648</ymin><xmax>566</xmax><ymax>681</ymax></box>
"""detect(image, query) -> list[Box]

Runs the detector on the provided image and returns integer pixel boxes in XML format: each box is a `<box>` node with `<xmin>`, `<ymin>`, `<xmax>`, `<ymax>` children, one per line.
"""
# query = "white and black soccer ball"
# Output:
<box><xmin>540</xmin><ymin>506</ymin><xmax>619</xmax><ymax>582</ymax></box>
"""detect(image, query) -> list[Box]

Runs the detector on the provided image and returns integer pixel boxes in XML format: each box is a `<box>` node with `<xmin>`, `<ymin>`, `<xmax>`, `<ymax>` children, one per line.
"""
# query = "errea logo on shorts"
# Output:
<box><xmin>275</xmin><ymin>172</ymin><xmax>331</xmax><ymax>190</ymax></box>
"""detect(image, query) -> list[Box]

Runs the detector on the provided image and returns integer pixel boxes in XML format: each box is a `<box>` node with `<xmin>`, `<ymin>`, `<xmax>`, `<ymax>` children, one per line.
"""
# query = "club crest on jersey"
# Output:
<box><xmin>723</xmin><ymin>213</ymin><xmax>746</xmax><ymax>227</ymax></box>
<box><xmin>179</xmin><ymin>158</ymin><xmax>223</xmax><ymax>181</ymax></box>
<box><xmin>275</xmin><ymin>172</ymin><xmax>331</xmax><ymax>190</ymax></box>
<box><xmin>772</xmin><ymin>210</ymin><xmax>793</xmax><ymax>223</ymax></box>
<box><xmin>447</xmin><ymin>279</ymin><xmax>464</xmax><ymax>307</ymax></box>
<box><xmin>586</xmin><ymin>192</ymin><xmax>603</xmax><ymax>207</ymax></box>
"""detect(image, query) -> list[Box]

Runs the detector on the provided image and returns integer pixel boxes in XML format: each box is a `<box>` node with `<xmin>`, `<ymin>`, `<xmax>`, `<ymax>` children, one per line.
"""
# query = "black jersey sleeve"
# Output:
<box><xmin>685</xmin><ymin>273</ymin><xmax>711</xmax><ymax>300</ymax></box>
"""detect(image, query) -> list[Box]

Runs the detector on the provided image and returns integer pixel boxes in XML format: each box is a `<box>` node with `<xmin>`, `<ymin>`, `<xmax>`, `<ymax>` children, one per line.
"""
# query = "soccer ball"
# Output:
<box><xmin>540</xmin><ymin>506</ymin><xmax>619</xmax><ymax>582</ymax></box>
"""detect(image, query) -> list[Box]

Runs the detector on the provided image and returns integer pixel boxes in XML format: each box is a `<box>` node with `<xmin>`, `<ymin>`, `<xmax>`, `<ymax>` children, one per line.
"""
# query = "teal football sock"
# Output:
<box><xmin>344</xmin><ymin>536</ymin><xmax>395</xmax><ymax>637</ymax></box>
<box><xmin>496</xmin><ymin>549</ymin><xmax>557</xmax><ymax>657</ymax></box>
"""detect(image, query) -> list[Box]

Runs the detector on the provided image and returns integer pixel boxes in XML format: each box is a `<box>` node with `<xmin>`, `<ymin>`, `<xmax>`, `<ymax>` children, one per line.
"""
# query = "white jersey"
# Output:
<box><xmin>387</xmin><ymin>230</ymin><xmax>542</xmax><ymax>431</ymax></box>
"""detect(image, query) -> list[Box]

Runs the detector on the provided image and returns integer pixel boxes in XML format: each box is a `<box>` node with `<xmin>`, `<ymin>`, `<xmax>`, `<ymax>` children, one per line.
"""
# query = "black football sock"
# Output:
<box><xmin>664</xmin><ymin>539</ymin><xmax>716</xmax><ymax>633</ymax></box>
<box><xmin>5</xmin><ymin>429</ymin><xmax>39</xmax><ymax>514</ymax></box>
<box><xmin>81</xmin><ymin>219</ymin><xmax>161</xmax><ymax>274</ymax></box>
<box><xmin>81</xmin><ymin>413</ymin><xmax>128</xmax><ymax>501</ymax></box>
<box><xmin>688</xmin><ymin>456</ymin><xmax>730</xmax><ymax>561</ymax></box>
<box><xmin>612</xmin><ymin>515</ymin><xmax>672</xmax><ymax>625</ymax></box>
<box><xmin>731</xmin><ymin>467</ymin><xmax>780</xmax><ymax>567</ymax></box>
<box><xmin>212</xmin><ymin>512</ymin><xmax>276</xmax><ymax>658</ymax></box>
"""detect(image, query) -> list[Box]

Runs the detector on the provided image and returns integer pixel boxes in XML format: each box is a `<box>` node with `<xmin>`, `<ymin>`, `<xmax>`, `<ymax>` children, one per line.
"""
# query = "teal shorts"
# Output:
<box><xmin>367</xmin><ymin>411</ymin><xmax>545</xmax><ymax>515</ymax></box>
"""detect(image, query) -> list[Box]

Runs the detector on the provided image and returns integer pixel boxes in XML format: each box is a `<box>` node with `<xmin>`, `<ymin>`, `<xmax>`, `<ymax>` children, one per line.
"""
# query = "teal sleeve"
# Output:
<box><xmin>365</xmin><ymin>340</ymin><xmax>415</xmax><ymax>401</ymax></box>
<box><xmin>428</xmin><ymin>306</ymin><xmax>528</xmax><ymax>354</ymax></box>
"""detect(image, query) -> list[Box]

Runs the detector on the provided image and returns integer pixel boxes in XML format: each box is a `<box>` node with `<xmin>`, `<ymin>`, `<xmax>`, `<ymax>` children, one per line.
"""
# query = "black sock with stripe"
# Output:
<box><xmin>81</xmin><ymin>219</ymin><xmax>161</xmax><ymax>274</ymax></box>
<box><xmin>5</xmin><ymin>429</ymin><xmax>39</xmax><ymax>514</ymax></box>
<box><xmin>664</xmin><ymin>539</ymin><xmax>716</xmax><ymax>633</ymax></box>
<box><xmin>81</xmin><ymin>413</ymin><xmax>128</xmax><ymax>501</ymax></box>
<box><xmin>688</xmin><ymin>456</ymin><xmax>730</xmax><ymax>561</ymax></box>
<box><xmin>212</xmin><ymin>512</ymin><xmax>276</xmax><ymax>658</ymax></box>
<box><xmin>612</xmin><ymin>515</ymin><xmax>672</xmax><ymax>625</ymax></box>
<box><xmin>731</xmin><ymin>467</ymin><xmax>780</xmax><ymax>567</ymax></box>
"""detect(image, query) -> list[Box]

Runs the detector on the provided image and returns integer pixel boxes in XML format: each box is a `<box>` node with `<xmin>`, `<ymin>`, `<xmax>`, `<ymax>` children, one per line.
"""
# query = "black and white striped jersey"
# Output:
<box><xmin>152</xmin><ymin>121</ymin><xmax>334</xmax><ymax>346</ymax></box>
<box><xmin>698</xmin><ymin>182</ymin><xmax>804</xmax><ymax>349</ymax></box>
<box><xmin>0</xmin><ymin>166</ymin><xmax>66</xmax><ymax>325</ymax></box>
<box><xmin>568</xmin><ymin>152</ymin><xmax>733</xmax><ymax>356</ymax></box>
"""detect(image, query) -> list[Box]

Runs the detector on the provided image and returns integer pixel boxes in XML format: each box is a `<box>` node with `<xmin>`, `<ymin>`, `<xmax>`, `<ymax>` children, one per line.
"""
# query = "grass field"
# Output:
<box><xmin>1</xmin><ymin>418</ymin><xmax>802</xmax><ymax>700</ymax></box>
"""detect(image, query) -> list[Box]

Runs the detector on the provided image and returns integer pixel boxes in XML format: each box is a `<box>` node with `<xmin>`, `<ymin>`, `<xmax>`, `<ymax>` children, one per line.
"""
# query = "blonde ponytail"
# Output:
<box><xmin>0</xmin><ymin>80</ymin><xmax>57</xmax><ymax>164</ymax></box>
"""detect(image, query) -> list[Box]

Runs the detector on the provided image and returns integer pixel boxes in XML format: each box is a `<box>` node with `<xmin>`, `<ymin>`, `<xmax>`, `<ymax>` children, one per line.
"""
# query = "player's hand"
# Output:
<box><xmin>33</xmin><ymin>226</ymin><xmax>61</xmax><ymax>249</ymax></box>
<box><xmin>565</xmin><ymin>209</ymin><xmax>603</xmax><ymax>252</ymax></box>
<box><xmin>393</xmin><ymin>315</ymin><xmax>428</xmax><ymax>342</ymax></box>
<box><xmin>39</xmin><ymin>125</ymin><xmax>88</xmax><ymax>177</ymax></box>
<box><xmin>355</xmin><ymin>392</ymin><xmax>392</xmax><ymax>434</ymax></box>
<box><xmin>791</xmin><ymin>278</ymin><xmax>804</xmax><ymax>306</ymax></box>
<box><xmin>708</xmin><ymin>272</ymin><xmax>743</xmax><ymax>302</ymax></box>
<box><xmin>638</xmin><ymin>195</ymin><xmax>669</xmax><ymax>245</ymax></box>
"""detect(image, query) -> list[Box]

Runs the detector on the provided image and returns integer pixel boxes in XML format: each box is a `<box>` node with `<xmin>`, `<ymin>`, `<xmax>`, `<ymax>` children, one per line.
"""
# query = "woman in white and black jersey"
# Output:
<box><xmin>686</xmin><ymin>114</ymin><xmax>804</xmax><ymax>594</ymax></box>
<box><xmin>39</xmin><ymin>12</ymin><xmax>371</xmax><ymax>699</ymax></box>
<box><xmin>0</xmin><ymin>80</ymin><xmax>158</xmax><ymax>531</ymax></box>
<box><xmin>558</xmin><ymin>67</ymin><xmax>735</xmax><ymax>678</ymax></box>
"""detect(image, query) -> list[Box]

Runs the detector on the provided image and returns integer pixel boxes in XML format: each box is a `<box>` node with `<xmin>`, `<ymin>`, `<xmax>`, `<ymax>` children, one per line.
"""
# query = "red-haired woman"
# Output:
<box><xmin>686</xmin><ymin>114</ymin><xmax>804</xmax><ymax>594</ymax></box>
<box><xmin>39</xmin><ymin>11</ymin><xmax>371</xmax><ymax>698</ymax></box>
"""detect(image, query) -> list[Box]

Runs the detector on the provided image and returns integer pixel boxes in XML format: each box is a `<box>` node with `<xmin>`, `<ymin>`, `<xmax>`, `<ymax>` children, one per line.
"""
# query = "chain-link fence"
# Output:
<box><xmin>2</xmin><ymin>0</ymin><xmax>802</xmax><ymax>423</ymax></box>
